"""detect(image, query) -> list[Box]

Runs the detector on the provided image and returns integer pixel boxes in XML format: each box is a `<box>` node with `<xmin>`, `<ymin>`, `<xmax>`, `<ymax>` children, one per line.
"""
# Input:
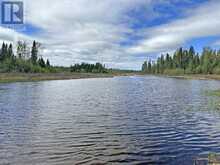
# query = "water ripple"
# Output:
<box><xmin>1</xmin><ymin>76</ymin><xmax>220</xmax><ymax>164</ymax></box>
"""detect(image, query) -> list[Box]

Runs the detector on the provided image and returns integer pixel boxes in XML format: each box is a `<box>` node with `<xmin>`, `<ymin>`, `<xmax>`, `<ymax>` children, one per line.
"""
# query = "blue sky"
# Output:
<box><xmin>1</xmin><ymin>0</ymin><xmax>220</xmax><ymax>70</ymax></box>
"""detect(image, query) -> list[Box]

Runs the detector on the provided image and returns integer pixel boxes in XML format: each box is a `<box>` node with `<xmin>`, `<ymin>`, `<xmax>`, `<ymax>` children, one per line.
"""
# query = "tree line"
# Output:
<box><xmin>0</xmin><ymin>41</ymin><xmax>108</xmax><ymax>73</ymax></box>
<box><xmin>142</xmin><ymin>46</ymin><xmax>220</xmax><ymax>75</ymax></box>
<box><xmin>70</xmin><ymin>63</ymin><xmax>107</xmax><ymax>73</ymax></box>
<box><xmin>0</xmin><ymin>41</ymin><xmax>51</xmax><ymax>73</ymax></box>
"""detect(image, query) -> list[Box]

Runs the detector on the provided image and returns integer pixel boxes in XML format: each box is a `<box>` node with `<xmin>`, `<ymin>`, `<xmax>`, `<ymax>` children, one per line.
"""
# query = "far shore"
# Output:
<box><xmin>0</xmin><ymin>72</ymin><xmax>141</xmax><ymax>83</ymax></box>
<box><xmin>2</xmin><ymin>72</ymin><xmax>220</xmax><ymax>84</ymax></box>
<box><xmin>165</xmin><ymin>74</ymin><xmax>220</xmax><ymax>81</ymax></box>
<box><xmin>0</xmin><ymin>72</ymin><xmax>115</xmax><ymax>83</ymax></box>
<box><xmin>143</xmin><ymin>74</ymin><xmax>220</xmax><ymax>81</ymax></box>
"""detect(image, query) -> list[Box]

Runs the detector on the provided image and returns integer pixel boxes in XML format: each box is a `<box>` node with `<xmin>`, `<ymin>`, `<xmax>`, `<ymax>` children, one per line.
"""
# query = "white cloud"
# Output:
<box><xmin>0</xmin><ymin>0</ymin><xmax>220</xmax><ymax>69</ymax></box>
<box><xmin>22</xmin><ymin>0</ymin><xmax>156</xmax><ymax>69</ymax></box>
<box><xmin>129</xmin><ymin>0</ymin><xmax>220</xmax><ymax>55</ymax></box>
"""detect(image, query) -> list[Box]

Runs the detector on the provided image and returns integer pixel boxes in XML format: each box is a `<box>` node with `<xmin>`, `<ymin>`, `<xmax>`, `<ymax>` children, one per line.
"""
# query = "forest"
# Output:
<box><xmin>0</xmin><ymin>41</ymin><xmax>107</xmax><ymax>74</ymax></box>
<box><xmin>142</xmin><ymin>46</ymin><xmax>220</xmax><ymax>75</ymax></box>
<box><xmin>70</xmin><ymin>63</ymin><xmax>107</xmax><ymax>73</ymax></box>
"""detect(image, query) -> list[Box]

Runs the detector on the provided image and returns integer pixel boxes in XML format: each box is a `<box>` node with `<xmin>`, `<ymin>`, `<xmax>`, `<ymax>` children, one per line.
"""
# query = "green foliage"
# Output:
<box><xmin>31</xmin><ymin>41</ymin><xmax>38</xmax><ymax>64</ymax></box>
<box><xmin>46</xmin><ymin>59</ymin><xmax>50</xmax><ymax>67</ymax></box>
<box><xmin>38</xmin><ymin>58</ymin><xmax>46</xmax><ymax>68</ymax></box>
<box><xmin>70</xmin><ymin>62</ymin><xmax>108</xmax><ymax>73</ymax></box>
<box><xmin>0</xmin><ymin>40</ymin><xmax>112</xmax><ymax>74</ymax></box>
<box><xmin>142</xmin><ymin>46</ymin><xmax>220</xmax><ymax>75</ymax></box>
<box><xmin>163</xmin><ymin>69</ymin><xmax>185</xmax><ymax>75</ymax></box>
<box><xmin>0</xmin><ymin>42</ymin><xmax>52</xmax><ymax>73</ymax></box>
<box><xmin>213</xmin><ymin>67</ymin><xmax>220</xmax><ymax>74</ymax></box>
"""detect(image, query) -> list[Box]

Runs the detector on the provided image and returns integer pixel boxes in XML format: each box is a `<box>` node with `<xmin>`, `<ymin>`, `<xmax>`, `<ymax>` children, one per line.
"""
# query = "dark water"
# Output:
<box><xmin>1</xmin><ymin>76</ymin><xmax>220</xmax><ymax>164</ymax></box>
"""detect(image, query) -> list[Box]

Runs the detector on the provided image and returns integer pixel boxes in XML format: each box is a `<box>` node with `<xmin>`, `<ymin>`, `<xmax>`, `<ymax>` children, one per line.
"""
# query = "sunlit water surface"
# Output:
<box><xmin>1</xmin><ymin>76</ymin><xmax>220</xmax><ymax>164</ymax></box>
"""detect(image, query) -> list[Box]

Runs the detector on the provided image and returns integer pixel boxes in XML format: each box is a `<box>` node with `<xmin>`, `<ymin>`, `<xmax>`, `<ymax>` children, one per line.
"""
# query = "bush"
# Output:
<box><xmin>6</xmin><ymin>58</ymin><xmax>52</xmax><ymax>73</ymax></box>
<box><xmin>163</xmin><ymin>69</ymin><xmax>184</xmax><ymax>75</ymax></box>
<box><xmin>195</xmin><ymin>66</ymin><xmax>202</xmax><ymax>74</ymax></box>
<box><xmin>185</xmin><ymin>68</ymin><xmax>194</xmax><ymax>74</ymax></box>
<box><xmin>212</xmin><ymin>67</ymin><xmax>220</xmax><ymax>74</ymax></box>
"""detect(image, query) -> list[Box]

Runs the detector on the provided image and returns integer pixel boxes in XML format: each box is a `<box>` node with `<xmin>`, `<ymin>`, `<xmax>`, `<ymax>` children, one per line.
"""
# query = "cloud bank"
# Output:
<box><xmin>0</xmin><ymin>0</ymin><xmax>220</xmax><ymax>69</ymax></box>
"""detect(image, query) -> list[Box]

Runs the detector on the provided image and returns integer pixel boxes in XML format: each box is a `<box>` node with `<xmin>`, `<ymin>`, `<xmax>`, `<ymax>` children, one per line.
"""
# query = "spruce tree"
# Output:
<box><xmin>0</xmin><ymin>43</ymin><xmax>4</xmax><ymax>61</ymax></box>
<box><xmin>1</xmin><ymin>43</ymin><xmax>6</xmax><ymax>60</ymax></box>
<box><xmin>38</xmin><ymin>57</ymin><xmax>46</xmax><ymax>68</ymax></box>
<box><xmin>46</xmin><ymin>59</ymin><xmax>50</xmax><ymax>67</ymax></box>
<box><xmin>31</xmin><ymin>41</ymin><xmax>38</xmax><ymax>64</ymax></box>
<box><xmin>147</xmin><ymin>61</ymin><xmax>152</xmax><ymax>73</ymax></box>
<box><xmin>8</xmin><ymin>44</ymin><xmax>13</xmax><ymax>58</ymax></box>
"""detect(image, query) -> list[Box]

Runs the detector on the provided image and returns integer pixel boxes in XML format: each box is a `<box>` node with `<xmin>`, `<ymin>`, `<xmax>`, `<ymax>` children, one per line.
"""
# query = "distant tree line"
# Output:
<box><xmin>142</xmin><ymin>46</ymin><xmax>220</xmax><ymax>75</ymax></box>
<box><xmin>0</xmin><ymin>41</ymin><xmax>51</xmax><ymax>73</ymax></box>
<box><xmin>0</xmin><ymin>40</ymin><xmax>108</xmax><ymax>74</ymax></box>
<box><xmin>70</xmin><ymin>62</ymin><xmax>107</xmax><ymax>73</ymax></box>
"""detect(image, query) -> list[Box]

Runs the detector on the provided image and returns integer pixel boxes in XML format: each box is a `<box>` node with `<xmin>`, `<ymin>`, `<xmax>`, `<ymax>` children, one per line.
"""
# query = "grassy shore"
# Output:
<box><xmin>159</xmin><ymin>74</ymin><xmax>220</xmax><ymax>81</ymax></box>
<box><xmin>0</xmin><ymin>72</ymin><xmax>115</xmax><ymax>83</ymax></box>
<box><xmin>0</xmin><ymin>71</ymin><xmax>142</xmax><ymax>83</ymax></box>
<box><xmin>3</xmin><ymin>72</ymin><xmax>220</xmax><ymax>84</ymax></box>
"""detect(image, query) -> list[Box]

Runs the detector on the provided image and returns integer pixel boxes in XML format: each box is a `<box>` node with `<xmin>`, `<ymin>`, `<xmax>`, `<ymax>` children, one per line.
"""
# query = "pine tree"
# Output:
<box><xmin>0</xmin><ymin>43</ymin><xmax>5</xmax><ymax>61</ymax></box>
<box><xmin>142</xmin><ymin>61</ymin><xmax>148</xmax><ymax>72</ymax></box>
<box><xmin>8</xmin><ymin>44</ymin><xmax>13</xmax><ymax>58</ymax></box>
<box><xmin>1</xmin><ymin>43</ymin><xmax>7</xmax><ymax>60</ymax></box>
<box><xmin>189</xmin><ymin>46</ymin><xmax>195</xmax><ymax>59</ymax></box>
<box><xmin>46</xmin><ymin>59</ymin><xmax>50</xmax><ymax>67</ymax></box>
<box><xmin>31</xmin><ymin>41</ymin><xmax>38</xmax><ymax>64</ymax></box>
<box><xmin>38</xmin><ymin>57</ymin><xmax>46</xmax><ymax>68</ymax></box>
<box><xmin>177</xmin><ymin>47</ymin><xmax>183</xmax><ymax>68</ymax></box>
<box><xmin>147</xmin><ymin>61</ymin><xmax>152</xmax><ymax>73</ymax></box>
<box><xmin>160</xmin><ymin>55</ymin><xmax>165</xmax><ymax>73</ymax></box>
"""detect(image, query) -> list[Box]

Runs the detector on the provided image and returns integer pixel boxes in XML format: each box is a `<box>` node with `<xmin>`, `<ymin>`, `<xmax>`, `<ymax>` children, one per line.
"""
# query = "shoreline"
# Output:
<box><xmin>2</xmin><ymin>73</ymin><xmax>220</xmax><ymax>84</ymax></box>
<box><xmin>165</xmin><ymin>74</ymin><xmax>220</xmax><ymax>81</ymax></box>
<box><xmin>140</xmin><ymin>74</ymin><xmax>220</xmax><ymax>81</ymax></box>
<box><xmin>0</xmin><ymin>72</ymin><xmax>142</xmax><ymax>84</ymax></box>
<box><xmin>0</xmin><ymin>72</ymin><xmax>115</xmax><ymax>83</ymax></box>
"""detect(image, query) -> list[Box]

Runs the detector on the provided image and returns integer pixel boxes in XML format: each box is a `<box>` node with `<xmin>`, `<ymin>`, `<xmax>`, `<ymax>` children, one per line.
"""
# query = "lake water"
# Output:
<box><xmin>1</xmin><ymin>76</ymin><xmax>220</xmax><ymax>164</ymax></box>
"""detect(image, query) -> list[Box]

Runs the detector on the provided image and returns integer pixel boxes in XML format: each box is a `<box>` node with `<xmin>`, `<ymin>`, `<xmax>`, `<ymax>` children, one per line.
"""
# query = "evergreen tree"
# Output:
<box><xmin>70</xmin><ymin>62</ymin><xmax>107</xmax><ymax>73</ymax></box>
<box><xmin>142</xmin><ymin>61</ymin><xmax>148</xmax><ymax>72</ymax></box>
<box><xmin>8</xmin><ymin>44</ymin><xmax>13</xmax><ymax>58</ymax></box>
<box><xmin>189</xmin><ymin>46</ymin><xmax>195</xmax><ymax>59</ymax></box>
<box><xmin>147</xmin><ymin>61</ymin><xmax>152</xmax><ymax>73</ymax></box>
<box><xmin>46</xmin><ymin>59</ymin><xmax>50</xmax><ymax>67</ymax></box>
<box><xmin>1</xmin><ymin>43</ymin><xmax>7</xmax><ymax>61</ymax></box>
<box><xmin>160</xmin><ymin>55</ymin><xmax>165</xmax><ymax>73</ymax></box>
<box><xmin>31</xmin><ymin>41</ymin><xmax>38</xmax><ymax>64</ymax></box>
<box><xmin>38</xmin><ymin>57</ymin><xmax>46</xmax><ymax>68</ymax></box>
<box><xmin>0</xmin><ymin>43</ymin><xmax>4</xmax><ymax>61</ymax></box>
<box><xmin>142</xmin><ymin>46</ymin><xmax>220</xmax><ymax>75</ymax></box>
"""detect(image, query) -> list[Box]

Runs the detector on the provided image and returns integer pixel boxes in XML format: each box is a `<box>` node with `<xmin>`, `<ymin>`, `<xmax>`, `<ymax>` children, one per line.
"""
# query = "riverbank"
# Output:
<box><xmin>0</xmin><ymin>72</ymin><xmax>115</xmax><ymax>83</ymax></box>
<box><xmin>153</xmin><ymin>74</ymin><xmax>220</xmax><ymax>81</ymax></box>
<box><xmin>0</xmin><ymin>72</ymin><xmax>143</xmax><ymax>83</ymax></box>
<box><xmin>168</xmin><ymin>74</ymin><xmax>220</xmax><ymax>80</ymax></box>
<box><xmin>3</xmin><ymin>73</ymin><xmax>220</xmax><ymax>84</ymax></box>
